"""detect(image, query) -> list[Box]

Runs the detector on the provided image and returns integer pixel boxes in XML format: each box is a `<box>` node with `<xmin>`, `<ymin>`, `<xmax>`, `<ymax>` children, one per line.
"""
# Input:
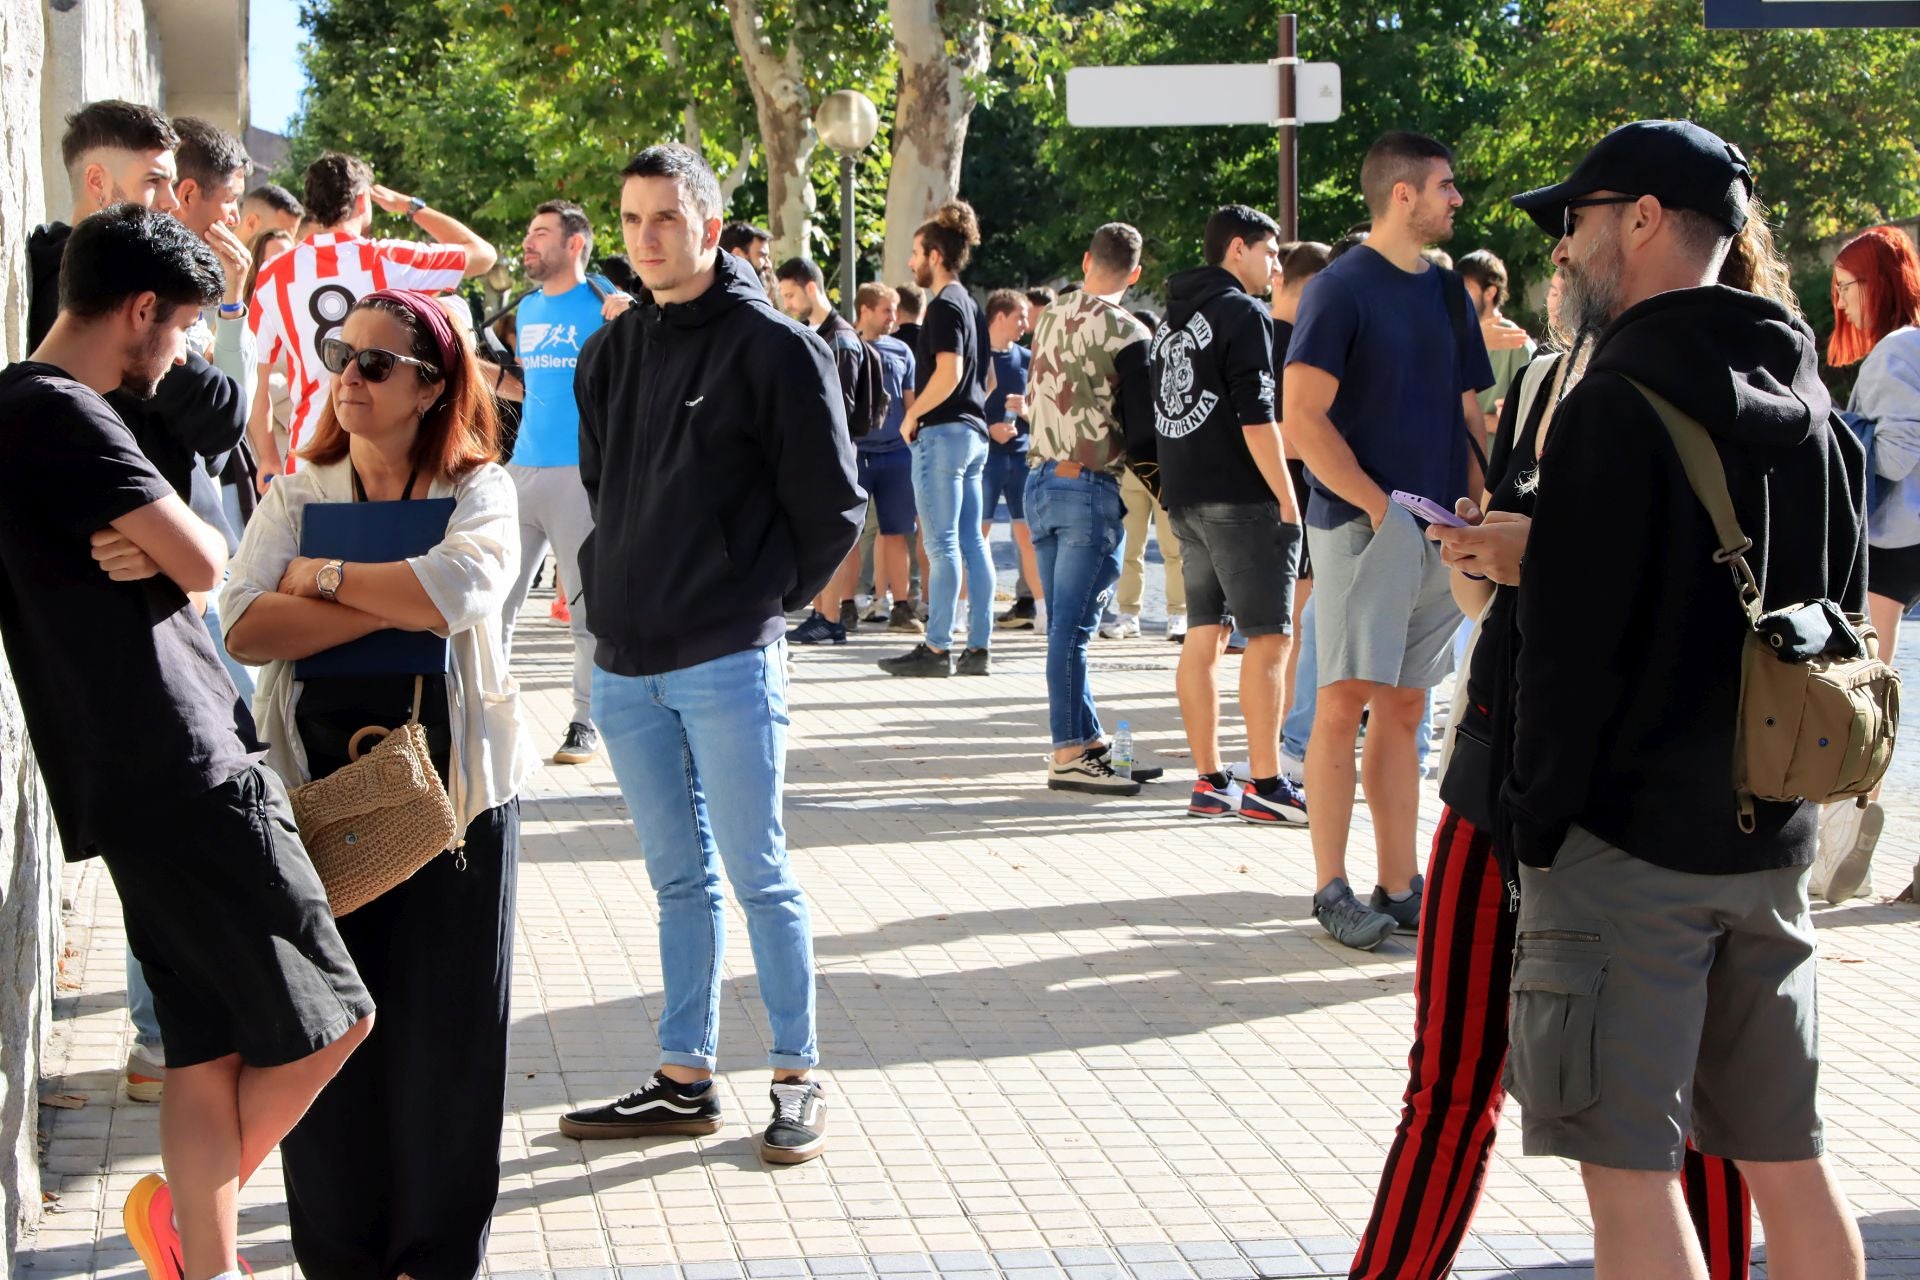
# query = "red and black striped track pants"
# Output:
<box><xmin>1348</xmin><ymin>807</ymin><xmax>1752</xmax><ymax>1280</ymax></box>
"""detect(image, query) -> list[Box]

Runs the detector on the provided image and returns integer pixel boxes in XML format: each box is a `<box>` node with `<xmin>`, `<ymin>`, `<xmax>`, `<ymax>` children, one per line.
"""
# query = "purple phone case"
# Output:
<box><xmin>1390</xmin><ymin>490</ymin><xmax>1467</xmax><ymax>527</ymax></box>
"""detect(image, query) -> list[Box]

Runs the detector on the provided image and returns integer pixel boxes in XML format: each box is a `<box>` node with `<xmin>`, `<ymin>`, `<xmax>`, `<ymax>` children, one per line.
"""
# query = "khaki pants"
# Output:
<box><xmin>1117</xmin><ymin>468</ymin><xmax>1184</xmax><ymax>616</ymax></box>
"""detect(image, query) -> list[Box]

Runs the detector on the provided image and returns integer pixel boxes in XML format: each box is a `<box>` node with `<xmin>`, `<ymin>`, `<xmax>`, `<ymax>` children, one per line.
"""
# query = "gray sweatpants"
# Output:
<box><xmin>502</xmin><ymin>463</ymin><xmax>594</xmax><ymax>726</ymax></box>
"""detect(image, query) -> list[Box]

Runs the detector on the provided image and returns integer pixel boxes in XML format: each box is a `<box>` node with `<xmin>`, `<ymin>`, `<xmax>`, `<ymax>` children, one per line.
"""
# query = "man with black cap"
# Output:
<box><xmin>1494</xmin><ymin>120</ymin><xmax>1867</xmax><ymax>1279</ymax></box>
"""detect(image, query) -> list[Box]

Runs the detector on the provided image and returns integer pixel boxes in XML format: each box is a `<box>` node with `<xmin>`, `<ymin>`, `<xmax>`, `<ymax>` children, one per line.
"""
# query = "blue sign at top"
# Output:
<box><xmin>1707</xmin><ymin>0</ymin><xmax>1920</xmax><ymax>26</ymax></box>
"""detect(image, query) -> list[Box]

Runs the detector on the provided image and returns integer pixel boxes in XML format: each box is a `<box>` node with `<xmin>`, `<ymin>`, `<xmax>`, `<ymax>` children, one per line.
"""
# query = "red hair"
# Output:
<box><xmin>300</xmin><ymin>295</ymin><xmax>499</xmax><ymax>479</ymax></box>
<box><xmin>1828</xmin><ymin>226</ymin><xmax>1920</xmax><ymax>367</ymax></box>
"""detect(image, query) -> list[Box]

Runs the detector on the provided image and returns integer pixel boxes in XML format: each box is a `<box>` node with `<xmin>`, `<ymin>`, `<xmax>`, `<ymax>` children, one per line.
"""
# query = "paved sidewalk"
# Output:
<box><xmin>16</xmin><ymin>586</ymin><xmax>1920</xmax><ymax>1280</ymax></box>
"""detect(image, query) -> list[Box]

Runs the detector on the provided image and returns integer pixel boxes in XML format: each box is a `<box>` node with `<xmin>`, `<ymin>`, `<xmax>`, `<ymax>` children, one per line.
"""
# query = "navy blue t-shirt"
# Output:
<box><xmin>985</xmin><ymin>344</ymin><xmax>1031</xmax><ymax>455</ymax></box>
<box><xmin>1285</xmin><ymin>247</ymin><xmax>1494</xmax><ymax>529</ymax></box>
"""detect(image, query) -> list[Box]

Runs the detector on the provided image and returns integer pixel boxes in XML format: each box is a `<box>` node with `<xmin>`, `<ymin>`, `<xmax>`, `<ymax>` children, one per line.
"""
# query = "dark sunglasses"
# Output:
<box><xmin>1562</xmin><ymin>195</ymin><xmax>1642</xmax><ymax>239</ymax></box>
<box><xmin>319</xmin><ymin>336</ymin><xmax>439</xmax><ymax>384</ymax></box>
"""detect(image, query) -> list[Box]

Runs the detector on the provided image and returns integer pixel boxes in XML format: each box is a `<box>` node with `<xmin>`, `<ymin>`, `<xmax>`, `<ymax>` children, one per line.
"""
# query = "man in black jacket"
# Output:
<box><xmin>1153</xmin><ymin>205</ymin><xmax>1307</xmax><ymax>829</ymax></box>
<box><xmin>560</xmin><ymin>144</ymin><xmax>864</xmax><ymax>1167</ymax></box>
<box><xmin>1501</xmin><ymin>121</ymin><xmax>1867</xmax><ymax>1279</ymax></box>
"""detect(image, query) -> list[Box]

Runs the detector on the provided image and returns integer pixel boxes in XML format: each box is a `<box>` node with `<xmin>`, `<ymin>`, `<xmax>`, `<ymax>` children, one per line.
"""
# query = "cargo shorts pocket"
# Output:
<box><xmin>1505</xmin><ymin>937</ymin><xmax>1607</xmax><ymax>1119</ymax></box>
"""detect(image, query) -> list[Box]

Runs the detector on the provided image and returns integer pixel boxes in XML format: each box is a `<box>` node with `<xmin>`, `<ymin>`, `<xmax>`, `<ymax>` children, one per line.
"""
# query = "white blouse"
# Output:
<box><xmin>220</xmin><ymin>458</ymin><xmax>532</xmax><ymax>829</ymax></box>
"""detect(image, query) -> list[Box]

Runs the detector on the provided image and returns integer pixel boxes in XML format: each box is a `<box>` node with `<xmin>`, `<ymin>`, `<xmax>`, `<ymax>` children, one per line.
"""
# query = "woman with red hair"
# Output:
<box><xmin>1824</xmin><ymin>226</ymin><xmax>1920</xmax><ymax>900</ymax></box>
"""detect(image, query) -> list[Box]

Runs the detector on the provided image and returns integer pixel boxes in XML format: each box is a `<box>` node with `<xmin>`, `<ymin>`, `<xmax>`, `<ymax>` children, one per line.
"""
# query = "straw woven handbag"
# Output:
<box><xmin>290</xmin><ymin>675</ymin><xmax>458</xmax><ymax>917</ymax></box>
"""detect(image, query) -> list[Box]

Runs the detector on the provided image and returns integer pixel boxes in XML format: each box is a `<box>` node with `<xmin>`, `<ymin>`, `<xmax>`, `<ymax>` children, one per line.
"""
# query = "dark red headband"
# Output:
<box><xmin>363</xmin><ymin>288</ymin><xmax>460</xmax><ymax>379</ymax></box>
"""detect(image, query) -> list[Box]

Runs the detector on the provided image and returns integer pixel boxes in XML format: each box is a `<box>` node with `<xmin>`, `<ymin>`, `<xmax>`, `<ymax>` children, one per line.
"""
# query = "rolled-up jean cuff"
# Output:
<box><xmin>660</xmin><ymin>1050</ymin><xmax>718</xmax><ymax>1072</ymax></box>
<box><xmin>769</xmin><ymin>1051</ymin><xmax>818</xmax><ymax>1071</ymax></box>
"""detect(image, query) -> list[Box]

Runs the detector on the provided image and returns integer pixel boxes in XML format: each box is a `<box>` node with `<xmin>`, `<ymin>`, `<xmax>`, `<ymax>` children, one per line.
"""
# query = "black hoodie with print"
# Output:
<box><xmin>1500</xmin><ymin>286</ymin><xmax>1867</xmax><ymax>876</ymax></box>
<box><xmin>574</xmin><ymin>249</ymin><xmax>865</xmax><ymax>677</ymax></box>
<box><xmin>1151</xmin><ymin>266</ymin><xmax>1277</xmax><ymax>510</ymax></box>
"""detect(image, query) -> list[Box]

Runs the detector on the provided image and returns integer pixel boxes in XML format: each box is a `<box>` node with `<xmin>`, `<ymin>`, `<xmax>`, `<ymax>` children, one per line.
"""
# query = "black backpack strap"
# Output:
<box><xmin>1442</xmin><ymin>267</ymin><xmax>1491</xmax><ymax>481</ymax></box>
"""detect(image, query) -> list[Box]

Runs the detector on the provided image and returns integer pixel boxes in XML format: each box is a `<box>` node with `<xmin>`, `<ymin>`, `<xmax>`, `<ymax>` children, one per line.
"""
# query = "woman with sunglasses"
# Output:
<box><xmin>222</xmin><ymin>288</ymin><xmax>530</xmax><ymax>1279</ymax></box>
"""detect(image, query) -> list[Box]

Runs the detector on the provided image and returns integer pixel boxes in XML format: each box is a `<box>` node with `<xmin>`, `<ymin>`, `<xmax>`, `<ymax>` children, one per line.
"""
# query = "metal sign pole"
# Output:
<box><xmin>1277</xmin><ymin>13</ymin><xmax>1299</xmax><ymax>242</ymax></box>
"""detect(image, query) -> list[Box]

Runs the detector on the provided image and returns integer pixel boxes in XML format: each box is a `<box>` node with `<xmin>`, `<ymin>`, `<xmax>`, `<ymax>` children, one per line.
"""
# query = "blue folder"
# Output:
<box><xmin>293</xmin><ymin>498</ymin><xmax>457</xmax><ymax>678</ymax></box>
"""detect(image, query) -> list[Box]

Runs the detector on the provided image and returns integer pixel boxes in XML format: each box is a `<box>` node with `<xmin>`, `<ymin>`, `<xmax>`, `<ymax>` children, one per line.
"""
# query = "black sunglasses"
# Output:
<box><xmin>319</xmin><ymin>336</ymin><xmax>439</xmax><ymax>384</ymax></box>
<box><xmin>1562</xmin><ymin>195</ymin><xmax>1642</xmax><ymax>239</ymax></box>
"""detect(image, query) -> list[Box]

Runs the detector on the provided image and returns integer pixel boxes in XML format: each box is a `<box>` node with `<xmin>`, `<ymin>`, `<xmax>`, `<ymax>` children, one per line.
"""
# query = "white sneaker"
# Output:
<box><xmin>1226</xmin><ymin>759</ymin><xmax>1254</xmax><ymax>785</ymax></box>
<box><xmin>1166</xmin><ymin>613</ymin><xmax>1188</xmax><ymax>642</ymax></box>
<box><xmin>1110</xmin><ymin>613</ymin><xmax>1140</xmax><ymax>639</ymax></box>
<box><xmin>1098</xmin><ymin>614</ymin><xmax>1126</xmax><ymax>639</ymax></box>
<box><xmin>1278</xmin><ymin>751</ymin><xmax>1305</xmax><ymax>786</ymax></box>
<box><xmin>125</xmin><ymin>1044</ymin><xmax>165</xmax><ymax>1103</ymax></box>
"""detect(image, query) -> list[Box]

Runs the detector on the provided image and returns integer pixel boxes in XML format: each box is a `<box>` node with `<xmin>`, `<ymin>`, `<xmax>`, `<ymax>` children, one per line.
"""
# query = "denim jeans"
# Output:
<box><xmin>1025</xmin><ymin>463</ymin><xmax>1125</xmax><ymax>748</ymax></box>
<box><xmin>912</xmin><ymin>423</ymin><xmax>994</xmax><ymax>651</ymax></box>
<box><xmin>592</xmin><ymin>641</ymin><xmax>816</xmax><ymax>1071</ymax></box>
<box><xmin>127</xmin><ymin>949</ymin><xmax>162</xmax><ymax>1049</ymax></box>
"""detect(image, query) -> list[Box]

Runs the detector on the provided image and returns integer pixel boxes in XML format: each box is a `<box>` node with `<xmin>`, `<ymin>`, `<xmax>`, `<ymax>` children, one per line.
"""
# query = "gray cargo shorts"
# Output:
<box><xmin>1509</xmin><ymin>825</ymin><xmax>1824</xmax><ymax>1170</ymax></box>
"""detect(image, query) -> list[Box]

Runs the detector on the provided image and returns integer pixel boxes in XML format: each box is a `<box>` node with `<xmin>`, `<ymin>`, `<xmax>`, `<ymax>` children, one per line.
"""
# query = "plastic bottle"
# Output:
<box><xmin>1111</xmin><ymin>721</ymin><xmax>1134</xmax><ymax>779</ymax></box>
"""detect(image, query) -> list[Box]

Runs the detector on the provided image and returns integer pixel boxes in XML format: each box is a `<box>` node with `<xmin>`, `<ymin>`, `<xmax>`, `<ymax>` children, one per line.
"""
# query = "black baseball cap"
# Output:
<box><xmin>1511</xmin><ymin>119</ymin><xmax>1754</xmax><ymax>239</ymax></box>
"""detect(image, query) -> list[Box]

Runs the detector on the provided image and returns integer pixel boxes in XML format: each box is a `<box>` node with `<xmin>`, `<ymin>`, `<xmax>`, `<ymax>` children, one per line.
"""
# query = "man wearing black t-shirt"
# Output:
<box><xmin>777</xmin><ymin>256</ymin><xmax>873</xmax><ymax>643</ymax></box>
<box><xmin>1153</xmin><ymin>205</ymin><xmax>1307</xmax><ymax>828</ymax></box>
<box><xmin>880</xmin><ymin>200</ymin><xmax>995</xmax><ymax>678</ymax></box>
<box><xmin>0</xmin><ymin>205</ymin><xmax>371</xmax><ymax>1280</ymax></box>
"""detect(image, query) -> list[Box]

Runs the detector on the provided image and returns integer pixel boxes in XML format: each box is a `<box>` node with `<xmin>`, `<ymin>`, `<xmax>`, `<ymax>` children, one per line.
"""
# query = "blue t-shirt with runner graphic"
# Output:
<box><xmin>513</xmin><ymin>280</ymin><xmax>610</xmax><ymax>467</ymax></box>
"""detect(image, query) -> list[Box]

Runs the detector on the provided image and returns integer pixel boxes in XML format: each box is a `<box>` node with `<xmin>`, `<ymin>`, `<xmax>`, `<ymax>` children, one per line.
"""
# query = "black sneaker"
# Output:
<box><xmin>839</xmin><ymin>600</ymin><xmax>860</xmax><ymax>633</ymax></box>
<box><xmin>1369</xmin><ymin>874</ymin><xmax>1425</xmax><ymax>934</ymax></box>
<box><xmin>788</xmin><ymin>611</ymin><xmax>846</xmax><ymax>645</ymax></box>
<box><xmin>553</xmin><ymin>721</ymin><xmax>600</xmax><ymax>765</ymax></box>
<box><xmin>887</xmin><ymin>601</ymin><xmax>924</xmax><ymax>634</ymax></box>
<box><xmin>761</xmin><ymin>1078</ymin><xmax>828</xmax><ymax>1164</ymax></box>
<box><xmin>995</xmin><ymin>598</ymin><xmax>1037</xmax><ymax>630</ymax></box>
<box><xmin>559</xmin><ymin>1073</ymin><xmax>723</xmax><ymax>1139</ymax></box>
<box><xmin>955</xmin><ymin>647</ymin><xmax>991</xmax><ymax>676</ymax></box>
<box><xmin>878</xmin><ymin>643</ymin><xmax>951</xmax><ymax>678</ymax></box>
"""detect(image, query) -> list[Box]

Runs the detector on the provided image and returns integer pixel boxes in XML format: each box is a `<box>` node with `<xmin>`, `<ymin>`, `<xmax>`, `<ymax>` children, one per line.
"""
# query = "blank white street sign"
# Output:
<box><xmin>1066</xmin><ymin>62</ymin><xmax>1341</xmax><ymax>129</ymax></box>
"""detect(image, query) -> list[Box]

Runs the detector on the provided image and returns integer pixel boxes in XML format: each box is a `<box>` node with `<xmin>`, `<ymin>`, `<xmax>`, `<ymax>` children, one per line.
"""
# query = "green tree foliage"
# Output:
<box><xmin>1468</xmin><ymin>0</ymin><xmax>1920</xmax><ymax>299</ymax></box>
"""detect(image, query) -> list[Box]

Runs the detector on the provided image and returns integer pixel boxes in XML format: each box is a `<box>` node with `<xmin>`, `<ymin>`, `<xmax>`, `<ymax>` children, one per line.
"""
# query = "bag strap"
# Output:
<box><xmin>1442</xmin><ymin>267</ymin><xmax>1492</xmax><ymax>481</ymax></box>
<box><xmin>408</xmin><ymin>674</ymin><xmax>425</xmax><ymax>725</ymax></box>
<box><xmin>1511</xmin><ymin>352</ymin><xmax>1560</xmax><ymax>435</ymax></box>
<box><xmin>1620</xmin><ymin>375</ymin><xmax>1763</xmax><ymax>623</ymax></box>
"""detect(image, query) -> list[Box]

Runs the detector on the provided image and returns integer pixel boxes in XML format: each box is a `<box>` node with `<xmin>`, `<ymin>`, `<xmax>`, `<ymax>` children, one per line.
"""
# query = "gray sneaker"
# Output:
<box><xmin>1315</xmin><ymin>877</ymin><xmax>1397</xmax><ymax>951</ymax></box>
<box><xmin>1369</xmin><ymin>874</ymin><xmax>1425</xmax><ymax>934</ymax></box>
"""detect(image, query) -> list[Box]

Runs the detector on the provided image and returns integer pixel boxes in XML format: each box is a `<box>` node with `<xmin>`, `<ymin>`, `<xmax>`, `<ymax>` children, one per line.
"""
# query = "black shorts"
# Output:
<box><xmin>1169</xmin><ymin>500</ymin><xmax>1304</xmax><ymax>637</ymax></box>
<box><xmin>100</xmin><ymin>764</ymin><xmax>375</xmax><ymax>1069</ymax></box>
<box><xmin>1869</xmin><ymin>541</ymin><xmax>1920</xmax><ymax>610</ymax></box>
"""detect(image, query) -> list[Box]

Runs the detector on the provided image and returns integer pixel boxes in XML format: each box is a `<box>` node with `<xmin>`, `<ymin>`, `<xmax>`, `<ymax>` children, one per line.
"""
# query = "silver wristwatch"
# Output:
<box><xmin>316</xmin><ymin>559</ymin><xmax>345</xmax><ymax>600</ymax></box>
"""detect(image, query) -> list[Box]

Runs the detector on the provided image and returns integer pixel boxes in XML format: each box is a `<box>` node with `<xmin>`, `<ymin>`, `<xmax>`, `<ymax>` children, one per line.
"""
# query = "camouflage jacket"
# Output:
<box><xmin>1027</xmin><ymin>291</ymin><xmax>1151</xmax><ymax>475</ymax></box>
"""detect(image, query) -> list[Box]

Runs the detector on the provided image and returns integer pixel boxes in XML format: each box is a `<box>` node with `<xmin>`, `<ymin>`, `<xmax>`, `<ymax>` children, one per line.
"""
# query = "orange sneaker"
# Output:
<box><xmin>550</xmin><ymin>594</ymin><xmax>571</xmax><ymax>622</ymax></box>
<box><xmin>124</xmin><ymin>1174</ymin><xmax>184</xmax><ymax>1279</ymax></box>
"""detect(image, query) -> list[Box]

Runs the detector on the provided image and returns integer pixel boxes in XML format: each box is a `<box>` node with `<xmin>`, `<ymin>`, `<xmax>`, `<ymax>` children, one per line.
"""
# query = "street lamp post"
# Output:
<box><xmin>814</xmin><ymin>89</ymin><xmax>880</xmax><ymax>319</ymax></box>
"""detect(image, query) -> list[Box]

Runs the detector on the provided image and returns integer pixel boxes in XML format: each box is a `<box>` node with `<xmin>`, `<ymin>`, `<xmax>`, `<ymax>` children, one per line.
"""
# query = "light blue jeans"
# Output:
<box><xmin>592</xmin><ymin>641</ymin><xmax>816</xmax><ymax>1072</ymax></box>
<box><xmin>912</xmin><ymin>422</ymin><xmax>994</xmax><ymax>652</ymax></box>
<box><xmin>1026</xmin><ymin>463</ymin><xmax>1125</xmax><ymax>747</ymax></box>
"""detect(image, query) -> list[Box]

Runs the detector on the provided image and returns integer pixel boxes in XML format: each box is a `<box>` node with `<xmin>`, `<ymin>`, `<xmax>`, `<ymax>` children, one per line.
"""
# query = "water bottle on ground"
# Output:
<box><xmin>1111</xmin><ymin>722</ymin><xmax>1134</xmax><ymax>779</ymax></box>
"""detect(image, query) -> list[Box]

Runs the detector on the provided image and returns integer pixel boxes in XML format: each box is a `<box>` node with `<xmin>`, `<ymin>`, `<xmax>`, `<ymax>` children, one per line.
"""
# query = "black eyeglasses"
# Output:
<box><xmin>1563</xmin><ymin>195</ymin><xmax>1643</xmax><ymax>239</ymax></box>
<box><xmin>319</xmin><ymin>337</ymin><xmax>439</xmax><ymax>384</ymax></box>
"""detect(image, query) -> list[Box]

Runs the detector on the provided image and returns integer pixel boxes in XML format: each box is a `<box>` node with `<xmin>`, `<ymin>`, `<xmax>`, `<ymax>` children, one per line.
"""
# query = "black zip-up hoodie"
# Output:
<box><xmin>574</xmin><ymin>250</ymin><xmax>865</xmax><ymax>676</ymax></box>
<box><xmin>1500</xmin><ymin>286</ymin><xmax>1867</xmax><ymax>876</ymax></box>
<box><xmin>1152</xmin><ymin>266</ymin><xmax>1277</xmax><ymax>509</ymax></box>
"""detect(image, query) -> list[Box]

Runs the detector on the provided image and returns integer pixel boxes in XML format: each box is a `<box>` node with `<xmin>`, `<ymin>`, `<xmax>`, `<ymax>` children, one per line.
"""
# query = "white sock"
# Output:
<box><xmin>209</xmin><ymin>1271</ymin><xmax>246</xmax><ymax>1280</ymax></box>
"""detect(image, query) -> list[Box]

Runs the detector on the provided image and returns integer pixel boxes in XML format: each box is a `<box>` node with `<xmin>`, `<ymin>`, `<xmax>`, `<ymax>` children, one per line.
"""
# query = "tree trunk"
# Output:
<box><xmin>727</xmin><ymin>0</ymin><xmax>816</xmax><ymax>261</ymax></box>
<box><xmin>881</xmin><ymin>0</ymin><xmax>991</xmax><ymax>285</ymax></box>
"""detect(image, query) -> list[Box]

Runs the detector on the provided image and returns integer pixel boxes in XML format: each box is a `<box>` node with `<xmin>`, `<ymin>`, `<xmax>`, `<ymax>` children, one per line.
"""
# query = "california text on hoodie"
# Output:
<box><xmin>1500</xmin><ymin>285</ymin><xmax>1867</xmax><ymax>876</ymax></box>
<box><xmin>574</xmin><ymin>249</ymin><xmax>866</xmax><ymax>677</ymax></box>
<box><xmin>1151</xmin><ymin>266</ymin><xmax>1276</xmax><ymax>510</ymax></box>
